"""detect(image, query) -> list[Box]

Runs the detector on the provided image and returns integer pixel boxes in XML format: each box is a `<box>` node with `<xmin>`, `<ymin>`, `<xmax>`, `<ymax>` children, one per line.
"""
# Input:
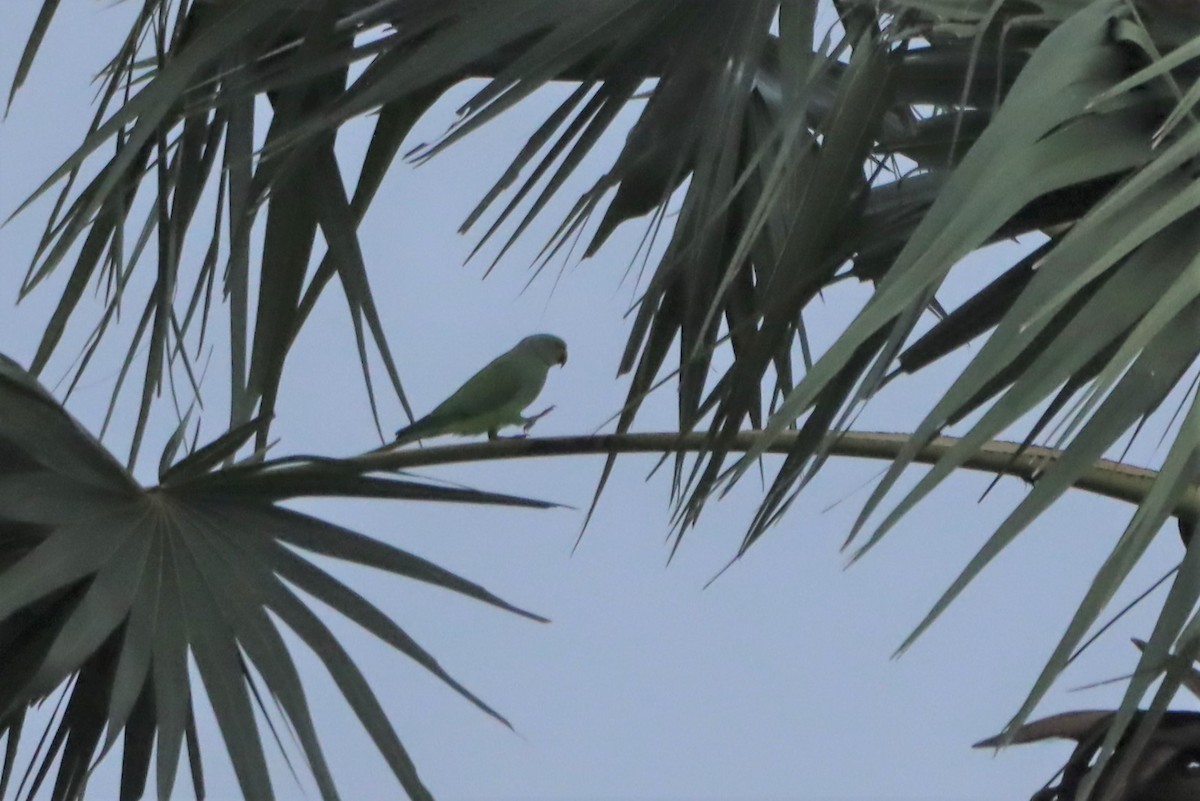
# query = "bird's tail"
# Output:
<box><xmin>393</xmin><ymin>414</ymin><xmax>441</xmax><ymax>447</ymax></box>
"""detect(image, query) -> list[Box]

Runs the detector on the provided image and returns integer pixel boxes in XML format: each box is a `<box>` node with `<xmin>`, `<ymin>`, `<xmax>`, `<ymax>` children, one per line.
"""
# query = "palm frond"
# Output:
<box><xmin>0</xmin><ymin>353</ymin><xmax>548</xmax><ymax>800</ymax></box>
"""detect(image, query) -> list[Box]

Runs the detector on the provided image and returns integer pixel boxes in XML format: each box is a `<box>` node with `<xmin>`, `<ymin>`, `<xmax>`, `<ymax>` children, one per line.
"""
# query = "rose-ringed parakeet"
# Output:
<box><xmin>394</xmin><ymin>334</ymin><xmax>567</xmax><ymax>446</ymax></box>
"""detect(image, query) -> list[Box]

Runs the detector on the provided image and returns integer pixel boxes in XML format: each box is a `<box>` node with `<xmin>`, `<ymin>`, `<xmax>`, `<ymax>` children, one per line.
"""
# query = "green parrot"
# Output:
<box><xmin>394</xmin><ymin>334</ymin><xmax>568</xmax><ymax>446</ymax></box>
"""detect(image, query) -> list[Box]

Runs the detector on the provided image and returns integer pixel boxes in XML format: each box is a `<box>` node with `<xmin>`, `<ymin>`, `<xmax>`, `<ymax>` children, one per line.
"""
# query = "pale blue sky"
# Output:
<box><xmin>0</xmin><ymin>4</ymin><xmax>1189</xmax><ymax>800</ymax></box>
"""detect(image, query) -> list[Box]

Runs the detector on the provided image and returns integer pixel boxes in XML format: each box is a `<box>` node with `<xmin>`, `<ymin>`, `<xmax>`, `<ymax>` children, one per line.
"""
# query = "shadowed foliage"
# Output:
<box><xmin>0</xmin><ymin>354</ymin><xmax>550</xmax><ymax>800</ymax></box>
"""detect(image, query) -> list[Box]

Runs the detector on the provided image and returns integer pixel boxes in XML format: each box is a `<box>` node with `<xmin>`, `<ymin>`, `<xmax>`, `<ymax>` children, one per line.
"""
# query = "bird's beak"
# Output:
<box><xmin>558</xmin><ymin>352</ymin><xmax>568</xmax><ymax>366</ymax></box>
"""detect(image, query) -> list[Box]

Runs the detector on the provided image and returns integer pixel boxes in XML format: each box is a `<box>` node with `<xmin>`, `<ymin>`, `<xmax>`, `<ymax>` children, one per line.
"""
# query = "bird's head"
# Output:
<box><xmin>520</xmin><ymin>334</ymin><xmax>568</xmax><ymax>367</ymax></box>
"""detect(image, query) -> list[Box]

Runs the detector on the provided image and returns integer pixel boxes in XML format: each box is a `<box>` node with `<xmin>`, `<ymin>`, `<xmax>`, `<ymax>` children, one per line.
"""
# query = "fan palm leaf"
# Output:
<box><xmin>0</xmin><ymin>353</ymin><xmax>550</xmax><ymax>800</ymax></box>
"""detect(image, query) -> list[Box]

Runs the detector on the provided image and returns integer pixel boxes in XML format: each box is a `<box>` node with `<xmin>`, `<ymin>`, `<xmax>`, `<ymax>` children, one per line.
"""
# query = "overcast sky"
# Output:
<box><xmin>0</xmin><ymin>4</ymin><xmax>1191</xmax><ymax>800</ymax></box>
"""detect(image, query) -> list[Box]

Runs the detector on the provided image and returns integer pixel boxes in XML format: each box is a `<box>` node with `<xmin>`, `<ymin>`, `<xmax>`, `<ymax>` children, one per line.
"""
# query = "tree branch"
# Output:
<box><xmin>328</xmin><ymin>430</ymin><xmax>1200</xmax><ymax>522</ymax></box>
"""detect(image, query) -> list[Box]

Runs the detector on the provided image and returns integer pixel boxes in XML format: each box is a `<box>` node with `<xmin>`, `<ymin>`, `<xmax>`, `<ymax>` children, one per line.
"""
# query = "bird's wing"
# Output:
<box><xmin>427</xmin><ymin>354</ymin><xmax>530</xmax><ymax>424</ymax></box>
<box><xmin>396</xmin><ymin>351</ymin><xmax>537</xmax><ymax>442</ymax></box>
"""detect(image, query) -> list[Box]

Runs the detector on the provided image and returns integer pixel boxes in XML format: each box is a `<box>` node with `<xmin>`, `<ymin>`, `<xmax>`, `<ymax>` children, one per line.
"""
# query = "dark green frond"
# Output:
<box><xmin>0</xmin><ymin>356</ymin><xmax>545</xmax><ymax>800</ymax></box>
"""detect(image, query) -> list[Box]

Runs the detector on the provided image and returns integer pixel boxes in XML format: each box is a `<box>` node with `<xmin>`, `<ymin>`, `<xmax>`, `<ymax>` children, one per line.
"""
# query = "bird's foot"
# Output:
<box><xmin>521</xmin><ymin>405</ymin><xmax>556</xmax><ymax>434</ymax></box>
